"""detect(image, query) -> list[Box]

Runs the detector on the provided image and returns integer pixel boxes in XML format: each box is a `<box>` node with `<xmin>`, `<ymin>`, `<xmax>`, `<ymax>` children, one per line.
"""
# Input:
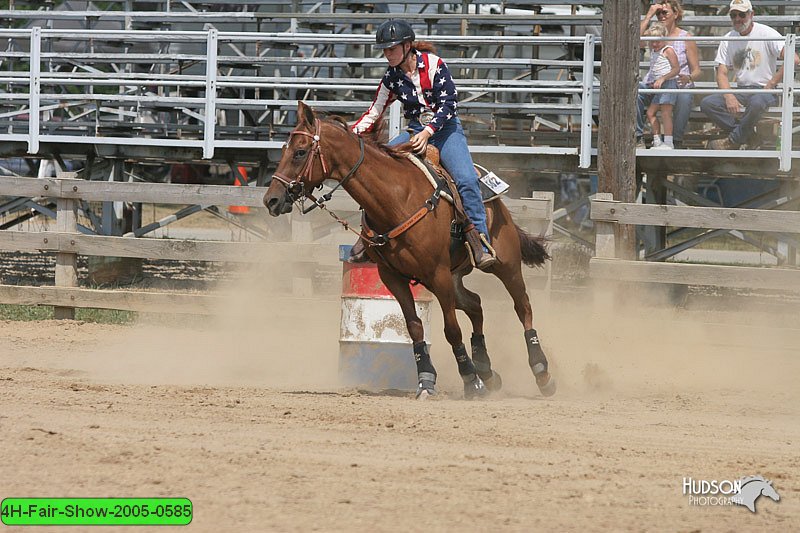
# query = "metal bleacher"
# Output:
<box><xmin>0</xmin><ymin>1</ymin><xmax>601</xmax><ymax>177</ymax></box>
<box><xmin>0</xmin><ymin>1</ymin><xmax>798</xmax><ymax>181</ymax></box>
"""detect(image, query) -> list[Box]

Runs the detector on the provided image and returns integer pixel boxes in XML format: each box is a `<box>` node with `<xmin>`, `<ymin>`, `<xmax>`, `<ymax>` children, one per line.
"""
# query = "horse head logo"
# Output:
<box><xmin>732</xmin><ymin>476</ymin><xmax>780</xmax><ymax>513</ymax></box>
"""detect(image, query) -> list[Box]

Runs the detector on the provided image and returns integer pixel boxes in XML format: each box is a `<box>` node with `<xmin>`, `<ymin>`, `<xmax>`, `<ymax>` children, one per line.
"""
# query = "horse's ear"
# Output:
<box><xmin>297</xmin><ymin>101</ymin><xmax>315</xmax><ymax>127</ymax></box>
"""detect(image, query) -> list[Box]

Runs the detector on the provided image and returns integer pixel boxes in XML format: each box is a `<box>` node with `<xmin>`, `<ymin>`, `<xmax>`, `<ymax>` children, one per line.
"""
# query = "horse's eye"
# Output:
<box><xmin>294</xmin><ymin>149</ymin><xmax>308</xmax><ymax>159</ymax></box>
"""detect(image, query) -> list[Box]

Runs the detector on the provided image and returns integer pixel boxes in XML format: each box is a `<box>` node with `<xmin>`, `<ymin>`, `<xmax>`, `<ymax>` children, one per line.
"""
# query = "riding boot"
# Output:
<box><xmin>348</xmin><ymin>238</ymin><xmax>370</xmax><ymax>263</ymax></box>
<box><xmin>465</xmin><ymin>227</ymin><xmax>496</xmax><ymax>271</ymax></box>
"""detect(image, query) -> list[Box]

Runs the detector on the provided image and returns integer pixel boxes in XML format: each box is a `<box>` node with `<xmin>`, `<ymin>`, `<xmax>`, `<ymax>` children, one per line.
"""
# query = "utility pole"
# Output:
<box><xmin>598</xmin><ymin>0</ymin><xmax>640</xmax><ymax>259</ymax></box>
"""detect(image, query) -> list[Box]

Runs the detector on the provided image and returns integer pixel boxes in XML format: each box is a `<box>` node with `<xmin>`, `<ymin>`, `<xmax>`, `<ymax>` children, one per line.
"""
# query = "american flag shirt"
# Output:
<box><xmin>352</xmin><ymin>50</ymin><xmax>459</xmax><ymax>136</ymax></box>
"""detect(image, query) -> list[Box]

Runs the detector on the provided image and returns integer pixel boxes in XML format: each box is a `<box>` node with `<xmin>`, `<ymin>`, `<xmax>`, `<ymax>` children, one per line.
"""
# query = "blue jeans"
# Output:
<box><xmin>699</xmin><ymin>87</ymin><xmax>777</xmax><ymax>145</ymax></box>
<box><xmin>389</xmin><ymin>118</ymin><xmax>489</xmax><ymax>239</ymax></box>
<box><xmin>636</xmin><ymin>81</ymin><xmax>692</xmax><ymax>143</ymax></box>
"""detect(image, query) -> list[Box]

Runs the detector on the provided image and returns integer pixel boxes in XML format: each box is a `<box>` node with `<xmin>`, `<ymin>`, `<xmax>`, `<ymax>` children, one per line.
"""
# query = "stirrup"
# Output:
<box><xmin>475</xmin><ymin>251</ymin><xmax>497</xmax><ymax>271</ymax></box>
<box><xmin>465</xmin><ymin>230</ymin><xmax>497</xmax><ymax>271</ymax></box>
<box><xmin>479</xmin><ymin>233</ymin><xmax>497</xmax><ymax>260</ymax></box>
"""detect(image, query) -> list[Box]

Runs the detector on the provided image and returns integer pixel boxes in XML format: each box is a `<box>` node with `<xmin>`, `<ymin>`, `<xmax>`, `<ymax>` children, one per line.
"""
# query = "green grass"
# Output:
<box><xmin>0</xmin><ymin>304</ymin><xmax>136</xmax><ymax>324</ymax></box>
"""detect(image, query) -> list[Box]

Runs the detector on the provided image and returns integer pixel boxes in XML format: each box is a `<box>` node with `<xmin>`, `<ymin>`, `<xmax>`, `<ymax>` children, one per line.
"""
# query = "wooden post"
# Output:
<box><xmin>643</xmin><ymin>171</ymin><xmax>667</xmax><ymax>257</ymax></box>
<box><xmin>593</xmin><ymin>194</ymin><xmax>617</xmax><ymax>260</ymax></box>
<box><xmin>54</xmin><ymin>177</ymin><xmax>78</xmax><ymax>319</ymax></box>
<box><xmin>592</xmin><ymin>193</ymin><xmax>618</xmax><ymax>315</ymax></box>
<box><xmin>778</xmin><ymin>179</ymin><xmax>798</xmax><ymax>266</ymax></box>
<box><xmin>598</xmin><ymin>0</ymin><xmax>640</xmax><ymax>260</ymax></box>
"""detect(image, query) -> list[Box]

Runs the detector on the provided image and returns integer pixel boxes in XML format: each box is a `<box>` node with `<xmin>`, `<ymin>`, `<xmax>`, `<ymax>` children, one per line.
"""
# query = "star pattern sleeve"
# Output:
<box><xmin>352</xmin><ymin>74</ymin><xmax>395</xmax><ymax>134</ymax></box>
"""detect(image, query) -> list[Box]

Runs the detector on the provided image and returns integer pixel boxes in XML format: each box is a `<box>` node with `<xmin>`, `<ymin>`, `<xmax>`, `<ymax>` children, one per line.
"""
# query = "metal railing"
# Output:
<box><xmin>0</xmin><ymin>28</ymin><xmax>798</xmax><ymax>170</ymax></box>
<box><xmin>0</xmin><ymin>28</ymin><xmax>597</xmax><ymax>164</ymax></box>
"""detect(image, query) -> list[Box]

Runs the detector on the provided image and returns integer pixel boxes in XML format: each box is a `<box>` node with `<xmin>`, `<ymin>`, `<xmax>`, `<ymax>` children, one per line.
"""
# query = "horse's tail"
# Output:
<box><xmin>516</xmin><ymin>224</ymin><xmax>550</xmax><ymax>268</ymax></box>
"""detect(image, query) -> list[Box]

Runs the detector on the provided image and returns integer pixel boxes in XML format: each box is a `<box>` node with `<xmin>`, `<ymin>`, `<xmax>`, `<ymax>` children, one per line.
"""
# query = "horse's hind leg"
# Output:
<box><xmin>377</xmin><ymin>265</ymin><xmax>437</xmax><ymax>399</ymax></box>
<box><xmin>453</xmin><ymin>273</ymin><xmax>502</xmax><ymax>392</ymax></box>
<box><xmin>495</xmin><ymin>264</ymin><xmax>556</xmax><ymax>397</ymax></box>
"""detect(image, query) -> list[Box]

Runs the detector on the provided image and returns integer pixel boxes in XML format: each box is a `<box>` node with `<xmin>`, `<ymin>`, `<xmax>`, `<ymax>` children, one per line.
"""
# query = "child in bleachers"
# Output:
<box><xmin>642</xmin><ymin>23</ymin><xmax>680</xmax><ymax>149</ymax></box>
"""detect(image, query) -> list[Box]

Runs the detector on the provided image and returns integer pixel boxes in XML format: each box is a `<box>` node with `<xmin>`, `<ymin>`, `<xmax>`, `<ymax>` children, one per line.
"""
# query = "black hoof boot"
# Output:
<box><xmin>526</xmin><ymin>328</ymin><xmax>556</xmax><ymax>397</ymax></box>
<box><xmin>471</xmin><ymin>333</ymin><xmax>502</xmax><ymax>393</ymax></box>
<box><xmin>415</xmin><ymin>372</ymin><xmax>437</xmax><ymax>400</ymax></box>
<box><xmin>462</xmin><ymin>373</ymin><xmax>488</xmax><ymax>400</ymax></box>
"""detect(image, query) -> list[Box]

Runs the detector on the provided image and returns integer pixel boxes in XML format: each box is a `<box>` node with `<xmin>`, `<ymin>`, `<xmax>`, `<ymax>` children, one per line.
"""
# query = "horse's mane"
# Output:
<box><xmin>316</xmin><ymin>112</ymin><xmax>350</xmax><ymax>131</ymax></box>
<box><xmin>740</xmin><ymin>476</ymin><xmax>768</xmax><ymax>486</ymax></box>
<box><xmin>320</xmin><ymin>114</ymin><xmax>415</xmax><ymax>161</ymax></box>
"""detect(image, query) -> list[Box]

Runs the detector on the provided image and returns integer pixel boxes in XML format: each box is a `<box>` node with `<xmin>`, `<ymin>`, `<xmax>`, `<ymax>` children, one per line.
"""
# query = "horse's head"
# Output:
<box><xmin>736</xmin><ymin>476</ymin><xmax>781</xmax><ymax>512</ymax></box>
<box><xmin>761</xmin><ymin>481</ymin><xmax>780</xmax><ymax>502</ymax></box>
<box><xmin>263</xmin><ymin>101</ymin><xmax>329</xmax><ymax>216</ymax></box>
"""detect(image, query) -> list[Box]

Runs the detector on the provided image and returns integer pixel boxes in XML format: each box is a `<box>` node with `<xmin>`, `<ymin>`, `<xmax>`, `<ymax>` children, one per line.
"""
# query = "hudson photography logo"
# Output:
<box><xmin>682</xmin><ymin>475</ymin><xmax>781</xmax><ymax>513</ymax></box>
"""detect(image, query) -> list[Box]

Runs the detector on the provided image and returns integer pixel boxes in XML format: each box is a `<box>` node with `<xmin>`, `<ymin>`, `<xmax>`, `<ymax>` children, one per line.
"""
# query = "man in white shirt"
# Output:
<box><xmin>700</xmin><ymin>0</ymin><xmax>799</xmax><ymax>149</ymax></box>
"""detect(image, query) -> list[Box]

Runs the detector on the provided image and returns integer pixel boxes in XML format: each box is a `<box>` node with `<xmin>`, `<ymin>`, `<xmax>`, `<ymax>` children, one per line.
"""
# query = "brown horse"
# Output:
<box><xmin>264</xmin><ymin>102</ymin><xmax>555</xmax><ymax>399</ymax></box>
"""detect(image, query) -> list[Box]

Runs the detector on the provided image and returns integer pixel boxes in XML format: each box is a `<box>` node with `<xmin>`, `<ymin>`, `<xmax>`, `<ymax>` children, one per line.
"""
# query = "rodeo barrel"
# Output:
<box><xmin>339</xmin><ymin>245</ymin><xmax>433</xmax><ymax>391</ymax></box>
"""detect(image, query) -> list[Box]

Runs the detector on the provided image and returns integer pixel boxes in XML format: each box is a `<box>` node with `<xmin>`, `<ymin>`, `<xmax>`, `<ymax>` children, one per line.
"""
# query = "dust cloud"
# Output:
<box><xmin>59</xmin><ymin>246</ymin><xmax>800</xmax><ymax>402</ymax></box>
<box><xmin>71</xmin><ymin>259</ymin><xmax>343</xmax><ymax>389</ymax></box>
<box><xmin>451</xmin><ymin>273</ymin><xmax>800</xmax><ymax>400</ymax></box>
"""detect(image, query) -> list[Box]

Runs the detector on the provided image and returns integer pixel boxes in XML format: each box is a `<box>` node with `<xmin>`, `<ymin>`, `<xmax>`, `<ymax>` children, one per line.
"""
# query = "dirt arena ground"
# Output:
<box><xmin>1</xmin><ymin>273</ymin><xmax>799</xmax><ymax>531</ymax></box>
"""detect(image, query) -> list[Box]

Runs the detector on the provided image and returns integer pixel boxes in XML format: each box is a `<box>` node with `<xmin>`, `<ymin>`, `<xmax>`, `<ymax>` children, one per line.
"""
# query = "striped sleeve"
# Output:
<box><xmin>352</xmin><ymin>76</ymin><xmax>395</xmax><ymax>134</ymax></box>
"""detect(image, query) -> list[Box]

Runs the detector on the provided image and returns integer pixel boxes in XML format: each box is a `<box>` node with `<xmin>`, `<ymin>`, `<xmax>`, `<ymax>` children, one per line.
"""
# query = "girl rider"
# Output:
<box><xmin>350</xmin><ymin>19</ymin><xmax>496</xmax><ymax>271</ymax></box>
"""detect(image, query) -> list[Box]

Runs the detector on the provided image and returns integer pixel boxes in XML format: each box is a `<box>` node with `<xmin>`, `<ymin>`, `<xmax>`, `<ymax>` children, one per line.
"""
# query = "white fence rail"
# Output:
<box><xmin>590</xmin><ymin>193</ymin><xmax>800</xmax><ymax>293</ymax></box>
<box><xmin>0</xmin><ymin>176</ymin><xmax>554</xmax><ymax>315</ymax></box>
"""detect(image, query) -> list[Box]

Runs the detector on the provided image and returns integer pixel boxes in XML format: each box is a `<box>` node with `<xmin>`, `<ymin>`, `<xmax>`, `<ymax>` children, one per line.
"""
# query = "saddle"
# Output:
<box><xmin>350</xmin><ymin>145</ymin><xmax>504</xmax><ymax>271</ymax></box>
<box><xmin>421</xmin><ymin>145</ymin><xmax>509</xmax><ymax>204</ymax></box>
<box><xmin>407</xmin><ymin>146</ymin><xmax>503</xmax><ymax>270</ymax></box>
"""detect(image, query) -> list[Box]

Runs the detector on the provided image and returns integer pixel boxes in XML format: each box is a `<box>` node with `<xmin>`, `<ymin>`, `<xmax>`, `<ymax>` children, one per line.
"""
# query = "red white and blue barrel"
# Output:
<box><xmin>339</xmin><ymin>245</ymin><xmax>432</xmax><ymax>391</ymax></box>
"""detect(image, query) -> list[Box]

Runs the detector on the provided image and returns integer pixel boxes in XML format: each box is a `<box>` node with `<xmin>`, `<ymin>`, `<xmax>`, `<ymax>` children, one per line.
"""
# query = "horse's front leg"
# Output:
<box><xmin>431</xmin><ymin>269</ymin><xmax>488</xmax><ymax>400</ymax></box>
<box><xmin>376</xmin><ymin>264</ymin><xmax>437</xmax><ymax>399</ymax></box>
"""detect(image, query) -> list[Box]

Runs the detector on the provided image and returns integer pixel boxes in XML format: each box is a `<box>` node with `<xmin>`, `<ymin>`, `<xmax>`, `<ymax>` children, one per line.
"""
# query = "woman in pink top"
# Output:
<box><xmin>636</xmin><ymin>0</ymin><xmax>702</xmax><ymax>149</ymax></box>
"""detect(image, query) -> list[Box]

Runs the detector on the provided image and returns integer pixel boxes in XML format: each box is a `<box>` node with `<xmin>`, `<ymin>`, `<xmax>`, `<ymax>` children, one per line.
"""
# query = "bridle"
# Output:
<box><xmin>269</xmin><ymin>115</ymin><xmax>445</xmax><ymax>281</ymax></box>
<box><xmin>271</xmin><ymin>118</ymin><xmax>364</xmax><ymax>215</ymax></box>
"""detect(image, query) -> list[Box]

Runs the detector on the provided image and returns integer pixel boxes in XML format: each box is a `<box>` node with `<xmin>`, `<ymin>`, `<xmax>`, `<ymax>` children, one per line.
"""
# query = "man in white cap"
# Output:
<box><xmin>701</xmin><ymin>0</ymin><xmax>799</xmax><ymax>149</ymax></box>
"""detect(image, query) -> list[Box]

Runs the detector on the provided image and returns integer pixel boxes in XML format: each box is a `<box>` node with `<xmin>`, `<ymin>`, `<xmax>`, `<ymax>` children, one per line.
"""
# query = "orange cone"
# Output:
<box><xmin>229</xmin><ymin>166</ymin><xmax>250</xmax><ymax>214</ymax></box>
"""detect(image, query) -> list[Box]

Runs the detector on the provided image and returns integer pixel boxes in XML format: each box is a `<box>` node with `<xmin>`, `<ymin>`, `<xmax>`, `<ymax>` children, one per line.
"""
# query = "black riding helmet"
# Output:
<box><xmin>375</xmin><ymin>19</ymin><xmax>415</xmax><ymax>50</ymax></box>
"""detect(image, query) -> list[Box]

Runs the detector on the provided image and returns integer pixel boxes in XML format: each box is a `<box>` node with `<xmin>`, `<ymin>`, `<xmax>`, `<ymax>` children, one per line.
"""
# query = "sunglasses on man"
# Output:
<box><xmin>729</xmin><ymin>11</ymin><xmax>749</xmax><ymax>20</ymax></box>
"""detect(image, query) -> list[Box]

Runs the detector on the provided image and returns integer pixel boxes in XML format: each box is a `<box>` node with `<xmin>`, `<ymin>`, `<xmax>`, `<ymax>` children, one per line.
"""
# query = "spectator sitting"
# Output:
<box><xmin>637</xmin><ymin>0</ymin><xmax>701</xmax><ymax>149</ymax></box>
<box><xmin>701</xmin><ymin>0</ymin><xmax>800</xmax><ymax>150</ymax></box>
<box><xmin>641</xmin><ymin>23</ymin><xmax>680</xmax><ymax>150</ymax></box>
